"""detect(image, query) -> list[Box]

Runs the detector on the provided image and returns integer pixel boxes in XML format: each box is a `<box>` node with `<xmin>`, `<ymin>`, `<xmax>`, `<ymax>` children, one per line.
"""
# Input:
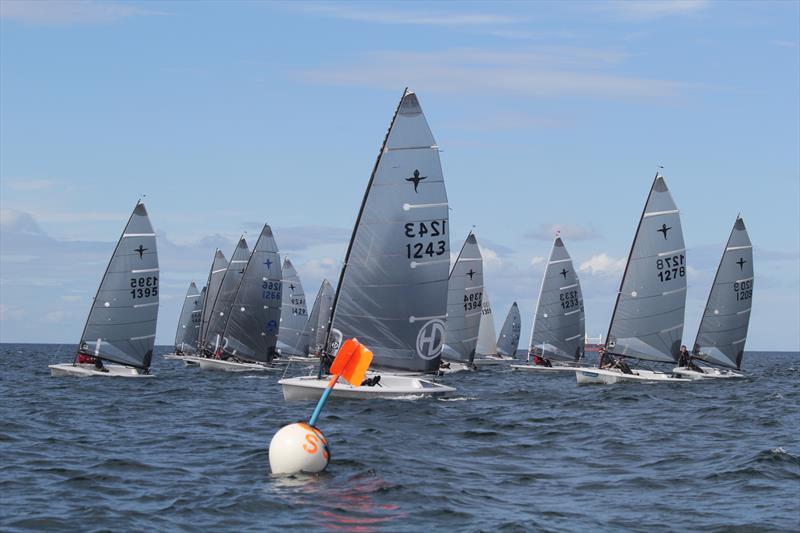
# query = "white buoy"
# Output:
<box><xmin>269</xmin><ymin>422</ymin><xmax>330</xmax><ymax>475</ymax></box>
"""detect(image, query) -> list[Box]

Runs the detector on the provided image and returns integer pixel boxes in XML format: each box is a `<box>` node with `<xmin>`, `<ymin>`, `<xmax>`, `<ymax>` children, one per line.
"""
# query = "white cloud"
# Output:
<box><xmin>599</xmin><ymin>0</ymin><xmax>710</xmax><ymax>21</ymax></box>
<box><xmin>530</xmin><ymin>256</ymin><xmax>545</xmax><ymax>266</ymax></box>
<box><xmin>295</xmin><ymin>47</ymin><xmax>694</xmax><ymax>101</ymax></box>
<box><xmin>772</xmin><ymin>40</ymin><xmax>799</xmax><ymax>49</ymax></box>
<box><xmin>0</xmin><ymin>0</ymin><xmax>164</xmax><ymax>25</ymax></box>
<box><xmin>289</xmin><ymin>3</ymin><xmax>521</xmax><ymax>26</ymax></box>
<box><xmin>44</xmin><ymin>310</ymin><xmax>68</xmax><ymax>323</ymax></box>
<box><xmin>0</xmin><ymin>304</ymin><xmax>26</xmax><ymax>321</ymax></box>
<box><xmin>579</xmin><ymin>253</ymin><xmax>626</xmax><ymax>275</ymax></box>
<box><xmin>478</xmin><ymin>246</ymin><xmax>503</xmax><ymax>271</ymax></box>
<box><xmin>3</xmin><ymin>179</ymin><xmax>56</xmax><ymax>191</ymax></box>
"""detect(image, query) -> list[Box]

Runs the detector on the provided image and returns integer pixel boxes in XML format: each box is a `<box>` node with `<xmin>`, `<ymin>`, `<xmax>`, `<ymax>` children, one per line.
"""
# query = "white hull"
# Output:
<box><xmin>274</xmin><ymin>355</ymin><xmax>319</xmax><ymax>364</ymax></box>
<box><xmin>280</xmin><ymin>373</ymin><xmax>455</xmax><ymax>401</ymax></box>
<box><xmin>511</xmin><ymin>363</ymin><xmax>584</xmax><ymax>373</ymax></box>
<box><xmin>671</xmin><ymin>365</ymin><xmax>746</xmax><ymax>380</ymax></box>
<box><xmin>576</xmin><ymin>367</ymin><xmax>690</xmax><ymax>384</ymax></box>
<box><xmin>49</xmin><ymin>363</ymin><xmax>152</xmax><ymax>378</ymax></box>
<box><xmin>163</xmin><ymin>353</ymin><xmax>201</xmax><ymax>366</ymax></box>
<box><xmin>197</xmin><ymin>358</ymin><xmax>278</xmax><ymax>372</ymax></box>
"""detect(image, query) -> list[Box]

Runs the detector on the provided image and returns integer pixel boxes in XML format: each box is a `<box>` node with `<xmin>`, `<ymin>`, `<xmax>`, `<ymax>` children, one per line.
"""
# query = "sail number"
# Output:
<box><xmin>464</xmin><ymin>291</ymin><xmax>483</xmax><ymax>311</ymax></box>
<box><xmin>404</xmin><ymin>220</ymin><xmax>447</xmax><ymax>260</ymax></box>
<box><xmin>262</xmin><ymin>280</ymin><xmax>281</xmax><ymax>301</ymax></box>
<box><xmin>560</xmin><ymin>290</ymin><xmax>581</xmax><ymax>310</ymax></box>
<box><xmin>130</xmin><ymin>276</ymin><xmax>158</xmax><ymax>299</ymax></box>
<box><xmin>734</xmin><ymin>280</ymin><xmax>752</xmax><ymax>301</ymax></box>
<box><xmin>656</xmin><ymin>254</ymin><xmax>685</xmax><ymax>282</ymax></box>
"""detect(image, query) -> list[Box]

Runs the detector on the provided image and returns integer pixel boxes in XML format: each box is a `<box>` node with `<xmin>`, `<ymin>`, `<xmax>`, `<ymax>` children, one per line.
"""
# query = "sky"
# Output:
<box><xmin>1</xmin><ymin>0</ymin><xmax>798</xmax><ymax>352</ymax></box>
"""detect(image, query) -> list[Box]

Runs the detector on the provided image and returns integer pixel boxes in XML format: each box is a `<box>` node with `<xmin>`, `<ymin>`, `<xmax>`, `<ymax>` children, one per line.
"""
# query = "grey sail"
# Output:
<box><xmin>174</xmin><ymin>281</ymin><xmax>201</xmax><ymax>354</ymax></box>
<box><xmin>475</xmin><ymin>290</ymin><xmax>498</xmax><ymax>356</ymax></box>
<box><xmin>442</xmin><ymin>233</ymin><xmax>484</xmax><ymax>364</ymax></box>
<box><xmin>277</xmin><ymin>258</ymin><xmax>310</xmax><ymax>356</ymax></box>
<box><xmin>193</xmin><ymin>286</ymin><xmax>206</xmax><ymax>350</ymax></box>
<box><xmin>199</xmin><ymin>250</ymin><xmax>228</xmax><ymax>345</ymax></box>
<box><xmin>221</xmin><ymin>225</ymin><xmax>283</xmax><ymax>363</ymax></box>
<box><xmin>79</xmin><ymin>202</ymin><xmax>159</xmax><ymax>369</ymax></box>
<box><xmin>306</xmin><ymin>279</ymin><xmax>334</xmax><ymax>356</ymax></box>
<box><xmin>496</xmin><ymin>302</ymin><xmax>522</xmax><ymax>357</ymax></box>
<box><xmin>692</xmin><ymin>216</ymin><xmax>753</xmax><ymax>369</ymax></box>
<box><xmin>330</xmin><ymin>89</ymin><xmax>450</xmax><ymax>373</ymax></box>
<box><xmin>529</xmin><ymin>237</ymin><xmax>585</xmax><ymax>362</ymax></box>
<box><xmin>606</xmin><ymin>174</ymin><xmax>687</xmax><ymax>363</ymax></box>
<box><xmin>205</xmin><ymin>238</ymin><xmax>250</xmax><ymax>351</ymax></box>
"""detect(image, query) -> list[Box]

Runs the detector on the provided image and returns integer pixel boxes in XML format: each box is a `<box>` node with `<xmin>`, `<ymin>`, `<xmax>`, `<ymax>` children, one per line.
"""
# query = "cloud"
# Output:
<box><xmin>44</xmin><ymin>310</ymin><xmax>68</xmax><ymax>323</ymax></box>
<box><xmin>478</xmin><ymin>246</ymin><xmax>503</xmax><ymax>271</ymax></box>
<box><xmin>530</xmin><ymin>256</ymin><xmax>545</xmax><ymax>266</ymax></box>
<box><xmin>0</xmin><ymin>209</ymin><xmax>46</xmax><ymax>235</ymax></box>
<box><xmin>2</xmin><ymin>179</ymin><xmax>56</xmax><ymax>191</ymax></box>
<box><xmin>579</xmin><ymin>253</ymin><xmax>626</xmax><ymax>275</ymax></box>
<box><xmin>598</xmin><ymin>0</ymin><xmax>710</xmax><ymax>21</ymax></box>
<box><xmin>0</xmin><ymin>304</ymin><xmax>26</xmax><ymax>321</ymax></box>
<box><xmin>295</xmin><ymin>47</ymin><xmax>694</xmax><ymax>101</ymax></box>
<box><xmin>525</xmin><ymin>223</ymin><xmax>600</xmax><ymax>242</ymax></box>
<box><xmin>771</xmin><ymin>40</ymin><xmax>799</xmax><ymax>49</ymax></box>
<box><xmin>288</xmin><ymin>3</ymin><xmax>521</xmax><ymax>26</ymax></box>
<box><xmin>0</xmin><ymin>0</ymin><xmax>164</xmax><ymax>26</ymax></box>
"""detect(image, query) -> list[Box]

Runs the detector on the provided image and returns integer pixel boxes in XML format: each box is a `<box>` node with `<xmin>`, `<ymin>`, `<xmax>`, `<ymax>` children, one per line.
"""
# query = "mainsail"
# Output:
<box><xmin>174</xmin><ymin>281</ymin><xmax>201</xmax><ymax>354</ymax></box>
<box><xmin>442</xmin><ymin>233</ymin><xmax>484</xmax><ymax>364</ymax></box>
<box><xmin>329</xmin><ymin>89</ymin><xmax>450</xmax><ymax>373</ymax></box>
<box><xmin>277</xmin><ymin>258</ymin><xmax>310</xmax><ymax>356</ymax></box>
<box><xmin>204</xmin><ymin>237</ymin><xmax>250</xmax><ymax>351</ymax></box>
<box><xmin>497</xmin><ymin>302</ymin><xmax>522</xmax><ymax>357</ymax></box>
<box><xmin>475</xmin><ymin>290</ymin><xmax>498</xmax><ymax>356</ymax></box>
<box><xmin>306</xmin><ymin>279</ymin><xmax>335</xmax><ymax>356</ymax></box>
<box><xmin>692</xmin><ymin>216</ymin><xmax>753</xmax><ymax>369</ymax></box>
<box><xmin>221</xmin><ymin>225</ymin><xmax>283</xmax><ymax>363</ymax></box>
<box><xmin>606</xmin><ymin>174</ymin><xmax>687</xmax><ymax>363</ymax></box>
<box><xmin>529</xmin><ymin>237</ymin><xmax>585</xmax><ymax>362</ymax></box>
<box><xmin>199</xmin><ymin>250</ymin><xmax>228</xmax><ymax>345</ymax></box>
<box><xmin>78</xmin><ymin>202</ymin><xmax>159</xmax><ymax>369</ymax></box>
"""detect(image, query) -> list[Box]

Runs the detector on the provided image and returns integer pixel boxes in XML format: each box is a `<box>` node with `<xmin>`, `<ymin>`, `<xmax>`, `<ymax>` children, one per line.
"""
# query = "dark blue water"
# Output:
<box><xmin>2</xmin><ymin>345</ymin><xmax>798</xmax><ymax>532</ymax></box>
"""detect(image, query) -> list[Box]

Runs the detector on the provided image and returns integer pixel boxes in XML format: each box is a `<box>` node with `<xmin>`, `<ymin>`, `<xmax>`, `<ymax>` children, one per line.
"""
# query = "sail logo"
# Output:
<box><xmin>266</xmin><ymin>320</ymin><xmax>278</xmax><ymax>334</ymax></box>
<box><xmin>416</xmin><ymin>319</ymin><xmax>445</xmax><ymax>360</ymax></box>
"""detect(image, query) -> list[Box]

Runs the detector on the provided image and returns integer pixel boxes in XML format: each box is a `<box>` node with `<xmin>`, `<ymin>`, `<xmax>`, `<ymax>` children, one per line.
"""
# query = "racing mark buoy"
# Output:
<box><xmin>269</xmin><ymin>422</ymin><xmax>330</xmax><ymax>475</ymax></box>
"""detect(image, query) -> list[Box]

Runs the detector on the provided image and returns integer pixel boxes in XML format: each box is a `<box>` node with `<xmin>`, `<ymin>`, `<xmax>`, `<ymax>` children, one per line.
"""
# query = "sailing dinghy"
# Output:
<box><xmin>49</xmin><ymin>202</ymin><xmax>159</xmax><ymax>377</ymax></box>
<box><xmin>576</xmin><ymin>174</ymin><xmax>690</xmax><ymax>384</ymax></box>
<box><xmin>197</xmin><ymin>225</ymin><xmax>283</xmax><ymax>372</ymax></box>
<box><xmin>512</xmin><ymin>236</ymin><xmax>586</xmax><ymax>373</ymax></box>
<box><xmin>440</xmin><ymin>233</ymin><xmax>484</xmax><ymax>373</ymax></box>
<box><xmin>280</xmin><ymin>89</ymin><xmax>455</xmax><ymax>400</ymax></box>
<box><xmin>201</xmin><ymin>237</ymin><xmax>250</xmax><ymax>357</ymax></box>
<box><xmin>164</xmin><ymin>281</ymin><xmax>202</xmax><ymax>363</ymax></box>
<box><xmin>673</xmin><ymin>216</ymin><xmax>752</xmax><ymax>380</ymax></box>
<box><xmin>305</xmin><ymin>279</ymin><xmax>334</xmax><ymax>358</ymax></box>
<box><xmin>493</xmin><ymin>302</ymin><xmax>522</xmax><ymax>361</ymax></box>
<box><xmin>473</xmin><ymin>291</ymin><xmax>501</xmax><ymax>366</ymax></box>
<box><xmin>275</xmin><ymin>258</ymin><xmax>315</xmax><ymax>363</ymax></box>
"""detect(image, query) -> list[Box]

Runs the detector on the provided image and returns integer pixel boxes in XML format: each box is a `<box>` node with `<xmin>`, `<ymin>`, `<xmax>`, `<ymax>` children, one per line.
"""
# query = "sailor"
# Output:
<box><xmin>76</xmin><ymin>345</ymin><xmax>108</xmax><ymax>372</ymax></box>
<box><xmin>598</xmin><ymin>347</ymin><xmax>612</xmax><ymax>369</ymax></box>
<box><xmin>678</xmin><ymin>345</ymin><xmax>704</xmax><ymax>373</ymax></box>
<box><xmin>532</xmin><ymin>353</ymin><xmax>552</xmax><ymax>367</ymax></box>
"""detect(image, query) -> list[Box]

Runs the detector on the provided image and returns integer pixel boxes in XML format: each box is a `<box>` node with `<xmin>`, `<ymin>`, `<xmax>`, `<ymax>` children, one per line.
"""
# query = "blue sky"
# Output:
<box><xmin>1</xmin><ymin>0</ymin><xmax>798</xmax><ymax>352</ymax></box>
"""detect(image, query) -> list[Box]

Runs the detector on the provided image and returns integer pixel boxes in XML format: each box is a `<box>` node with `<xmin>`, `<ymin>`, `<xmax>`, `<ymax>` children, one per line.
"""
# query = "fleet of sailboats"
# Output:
<box><xmin>48</xmin><ymin>91</ymin><xmax>758</xmax><ymax>394</ymax></box>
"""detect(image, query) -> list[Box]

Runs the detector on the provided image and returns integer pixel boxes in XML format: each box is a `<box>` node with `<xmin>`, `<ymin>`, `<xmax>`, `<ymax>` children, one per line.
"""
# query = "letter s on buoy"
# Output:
<box><xmin>303</xmin><ymin>433</ymin><xmax>319</xmax><ymax>454</ymax></box>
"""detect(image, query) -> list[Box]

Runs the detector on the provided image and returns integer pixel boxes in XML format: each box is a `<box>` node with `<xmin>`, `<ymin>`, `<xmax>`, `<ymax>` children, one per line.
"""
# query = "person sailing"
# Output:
<box><xmin>76</xmin><ymin>343</ymin><xmax>108</xmax><ymax>372</ymax></box>
<box><xmin>532</xmin><ymin>351</ymin><xmax>552</xmax><ymax>367</ymax></box>
<box><xmin>678</xmin><ymin>345</ymin><xmax>704</xmax><ymax>373</ymax></box>
<box><xmin>598</xmin><ymin>347</ymin><xmax>633</xmax><ymax>374</ymax></box>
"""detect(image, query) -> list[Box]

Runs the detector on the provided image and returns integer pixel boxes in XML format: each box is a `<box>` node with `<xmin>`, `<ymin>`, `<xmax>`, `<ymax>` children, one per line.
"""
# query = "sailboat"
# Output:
<box><xmin>201</xmin><ymin>237</ymin><xmax>250</xmax><ymax>357</ymax></box>
<box><xmin>280</xmin><ymin>89</ymin><xmax>455</xmax><ymax>400</ymax></box>
<box><xmin>197</xmin><ymin>225</ymin><xmax>283</xmax><ymax>372</ymax></box>
<box><xmin>164</xmin><ymin>281</ymin><xmax>202</xmax><ymax>363</ymax></box>
<box><xmin>305</xmin><ymin>279</ymin><xmax>334</xmax><ymax>357</ymax></box>
<box><xmin>512</xmin><ymin>236</ymin><xmax>586</xmax><ymax>373</ymax></box>
<box><xmin>194</xmin><ymin>249</ymin><xmax>228</xmax><ymax>358</ymax></box>
<box><xmin>576</xmin><ymin>174</ymin><xmax>691</xmax><ymax>384</ymax></box>
<box><xmin>440</xmin><ymin>233</ymin><xmax>484</xmax><ymax>373</ymax></box>
<box><xmin>473</xmin><ymin>291</ymin><xmax>501</xmax><ymax>366</ymax></box>
<box><xmin>276</xmin><ymin>257</ymin><xmax>314</xmax><ymax>362</ymax></box>
<box><xmin>50</xmin><ymin>202</ymin><xmax>159</xmax><ymax>377</ymax></box>
<box><xmin>673</xmin><ymin>216</ymin><xmax>753</xmax><ymax>380</ymax></box>
<box><xmin>495</xmin><ymin>302</ymin><xmax>522</xmax><ymax>359</ymax></box>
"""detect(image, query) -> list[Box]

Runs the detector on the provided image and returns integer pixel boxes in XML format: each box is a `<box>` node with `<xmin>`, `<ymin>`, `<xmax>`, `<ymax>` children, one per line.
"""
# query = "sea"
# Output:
<box><xmin>2</xmin><ymin>344</ymin><xmax>798</xmax><ymax>532</ymax></box>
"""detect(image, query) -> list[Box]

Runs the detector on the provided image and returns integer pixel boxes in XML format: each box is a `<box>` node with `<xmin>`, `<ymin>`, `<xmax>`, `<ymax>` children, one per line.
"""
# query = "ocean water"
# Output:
<box><xmin>1</xmin><ymin>345</ymin><xmax>798</xmax><ymax>532</ymax></box>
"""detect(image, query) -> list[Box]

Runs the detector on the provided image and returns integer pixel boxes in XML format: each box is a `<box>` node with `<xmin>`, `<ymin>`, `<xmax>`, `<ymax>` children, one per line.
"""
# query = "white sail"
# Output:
<box><xmin>475</xmin><ymin>290</ymin><xmax>498</xmax><ymax>356</ymax></box>
<box><xmin>442</xmin><ymin>233</ymin><xmax>484</xmax><ymax>365</ymax></box>
<box><xmin>277</xmin><ymin>258</ymin><xmax>310</xmax><ymax>356</ymax></box>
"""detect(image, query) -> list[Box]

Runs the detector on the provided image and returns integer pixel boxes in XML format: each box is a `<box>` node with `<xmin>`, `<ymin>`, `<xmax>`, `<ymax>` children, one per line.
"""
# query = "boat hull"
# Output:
<box><xmin>163</xmin><ymin>353</ymin><xmax>201</xmax><ymax>366</ymax></box>
<box><xmin>438</xmin><ymin>361</ymin><xmax>475</xmax><ymax>374</ymax></box>
<box><xmin>49</xmin><ymin>363</ymin><xmax>152</xmax><ymax>378</ymax></box>
<box><xmin>511</xmin><ymin>364</ymin><xmax>584</xmax><ymax>373</ymax></box>
<box><xmin>575</xmin><ymin>368</ymin><xmax>690</xmax><ymax>384</ymax></box>
<box><xmin>279</xmin><ymin>373</ymin><xmax>455</xmax><ymax>401</ymax></box>
<box><xmin>197</xmin><ymin>358</ymin><xmax>278</xmax><ymax>372</ymax></box>
<box><xmin>671</xmin><ymin>365</ymin><xmax>746</xmax><ymax>380</ymax></box>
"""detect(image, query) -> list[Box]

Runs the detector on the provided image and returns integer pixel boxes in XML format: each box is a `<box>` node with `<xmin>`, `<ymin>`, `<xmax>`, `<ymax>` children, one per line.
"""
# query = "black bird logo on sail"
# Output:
<box><xmin>657</xmin><ymin>224</ymin><xmax>672</xmax><ymax>239</ymax></box>
<box><xmin>736</xmin><ymin>257</ymin><xmax>747</xmax><ymax>270</ymax></box>
<box><xmin>560</xmin><ymin>268</ymin><xmax>569</xmax><ymax>279</ymax></box>
<box><xmin>134</xmin><ymin>245</ymin><xmax>147</xmax><ymax>259</ymax></box>
<box><xmin>406</xmin><ymin>169</ymin><xmax>427</xmax><ymax>193</ymax></box>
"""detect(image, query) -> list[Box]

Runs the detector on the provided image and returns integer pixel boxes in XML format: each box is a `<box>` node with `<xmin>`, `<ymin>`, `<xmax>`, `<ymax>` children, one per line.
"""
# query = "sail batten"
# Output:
<box><xmin>78</xmin><ymin>202</ymin><xmax>159</xmax><ymax>369</ymax></box>
<box><xmin>529</xmin><ymin>237</ymin><xmax>585</xmax><ymax>362</ymax></box>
